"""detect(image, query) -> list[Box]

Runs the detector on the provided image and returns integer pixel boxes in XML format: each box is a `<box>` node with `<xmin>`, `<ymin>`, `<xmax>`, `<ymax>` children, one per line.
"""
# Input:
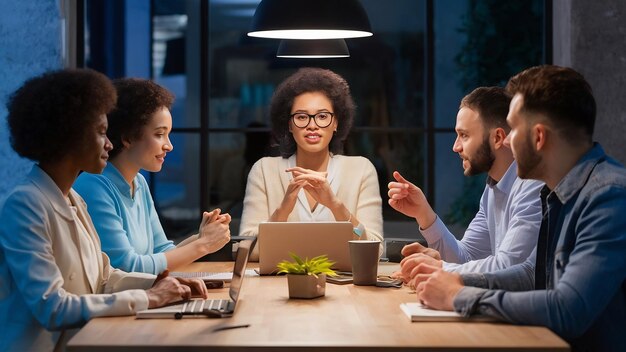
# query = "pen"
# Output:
<box><xmin>212</xmin><ymin>324</ymin><xmax>251</xmax><ymax>332</ymax></box>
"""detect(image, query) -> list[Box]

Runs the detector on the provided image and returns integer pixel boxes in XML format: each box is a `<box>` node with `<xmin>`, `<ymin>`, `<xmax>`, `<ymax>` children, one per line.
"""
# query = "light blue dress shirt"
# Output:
<box><xmin>74</xmin><ymin>163</ymin><xmax>175</xmax><ymax>274</ymax></box>
<box><xmin>454</xmin><ymin>144</ymin><xmax>626</xmax><ymax>351</ymax></box>
<box><xmin>421</xmin><ymin>161</ymin><xmax>543</xmax><ymax>273</ymax></box>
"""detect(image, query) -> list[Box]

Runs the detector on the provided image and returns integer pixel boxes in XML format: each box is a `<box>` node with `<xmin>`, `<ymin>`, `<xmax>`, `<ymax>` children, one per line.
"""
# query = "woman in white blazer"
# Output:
<box><xmin>239</xmin><ymin>68</ymin><xmax>384</xmax><ymax>260</ymax></box>
<box><xmin>0</xmin><ymin>69</ymin><xmax>208</xmax><ymax>351</ymax></box>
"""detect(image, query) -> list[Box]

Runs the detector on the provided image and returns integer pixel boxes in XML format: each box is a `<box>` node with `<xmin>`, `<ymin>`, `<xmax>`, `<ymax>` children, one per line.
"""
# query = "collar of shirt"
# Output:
<box><xmin>102</xmin><ymin>163</ymin><xmax>142</xmax><ymax>199</ymax></box>
<box><xmin>486</xmin><ymin>160</ymin><xmax>518</xmax><ymax>195</ymax></box>
<box><xmin>30</xmin><ymin>164</ymin><xmax>73</xmax><ymax>221</ymax></box>
<box><xmin>550</xmin><ymin>143</ymin><xmax>606</xmax><ymax>204</ymax></box>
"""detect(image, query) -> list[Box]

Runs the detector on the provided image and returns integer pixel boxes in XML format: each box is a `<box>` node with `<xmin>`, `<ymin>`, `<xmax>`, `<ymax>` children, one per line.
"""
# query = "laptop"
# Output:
<box><xmin>258</xmin><ymin>221</ymin><xmax>353</xmax><ymax>275</ymax></box>
<box><xmin>136</xmin><ymin>239</ymin><xmax>253</xmax><ymax>319</ymax></box>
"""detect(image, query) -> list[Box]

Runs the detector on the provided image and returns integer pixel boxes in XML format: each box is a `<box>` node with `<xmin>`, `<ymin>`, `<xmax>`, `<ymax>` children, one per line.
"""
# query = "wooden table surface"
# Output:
<box><xmin>67</xmin><ymin>262</ymin><xmax>569</xmax><ymax>351</ymax></box>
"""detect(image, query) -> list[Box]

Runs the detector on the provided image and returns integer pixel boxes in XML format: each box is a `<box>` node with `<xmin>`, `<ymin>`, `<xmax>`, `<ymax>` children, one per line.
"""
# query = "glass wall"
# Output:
<box><xmin>84</xmin><ymin>0</ymin><xmax>548</xmax><ymax>239</ymax></box>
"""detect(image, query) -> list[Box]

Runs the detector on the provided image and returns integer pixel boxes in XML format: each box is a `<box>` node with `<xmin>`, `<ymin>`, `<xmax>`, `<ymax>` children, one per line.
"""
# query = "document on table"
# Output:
<box><xmin>400</xmin><ymin>302</ymin><xmax>495</xmax><ymax>322</ymax></box>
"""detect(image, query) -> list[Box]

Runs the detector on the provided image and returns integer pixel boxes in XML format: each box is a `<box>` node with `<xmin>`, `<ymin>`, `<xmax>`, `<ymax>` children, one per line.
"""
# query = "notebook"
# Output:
<box><xmin>400</xmin><ymin>302</ymin><xmax>496</xmax><ymax>322</ymax></box>
<box><xmin>136</xmin><ymin>239</ymin><xmax>253</xmax><ymax>319</ymax></box>
<box><xmin>258</xmin><ymin>221</ymin><xmax>353</xmax><ymax>275</ymax></box>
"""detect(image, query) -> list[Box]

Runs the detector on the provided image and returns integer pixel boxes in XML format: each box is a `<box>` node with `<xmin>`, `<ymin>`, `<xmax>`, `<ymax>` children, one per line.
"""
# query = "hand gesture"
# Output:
<box><xmin>387</xmin><ymin>171</ymin><xmax>430</xmax><ymax>219</ymax></box>
<box><xmin>412</xmin><ymin>265</ymin><xmax>463</xmax><ymax>311</ymax></box>
<box><xmin>391</xmin><ymin>243</ymin><xmax>442</xmax><ymax>284</ymax></box>
<box><xmin>387</xmin><ymin>171</ymin><xmax>437</xmax><ymax>228</ymax></box>
<box><xmin>288</xmin><ymin>167</ymin><xmax>338</xmax><ymax>209</ymax></box>
<box><xmin>277</xmin><ymin>170</ymin><xmax>313</xmax><ymax>217</ymax></box>
<box><xmin>147</xmin><ymin>270</ymin><xmax>209</xmax><ymax>308</ymax></box>
<box><xmin>400</xmin><ymin>252</ymin><xmax>443</xmax><ymax>286</ymax></box>
<box><xmin>198</xmin><ymin>208</ymin><xmax>231</xmax><ymax>253</ymax></box>
<box><xmin>401</xmin><ymin>242</ymin><xmax>441</xmax><ymax>260</ymax></box>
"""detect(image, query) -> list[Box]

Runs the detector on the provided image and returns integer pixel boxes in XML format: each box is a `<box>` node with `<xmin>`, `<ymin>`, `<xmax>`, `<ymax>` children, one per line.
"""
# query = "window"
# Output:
<box><xmin>83</xmin><ymin>0</ymin><xmax>549</xmax><ymax>240</ymax></box>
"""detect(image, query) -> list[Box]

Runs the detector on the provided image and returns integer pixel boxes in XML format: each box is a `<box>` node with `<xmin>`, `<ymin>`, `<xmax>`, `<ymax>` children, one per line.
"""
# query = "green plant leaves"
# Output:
<box><xmin>276</xmin><ymin>253</ymin><xmax>338</xmax><ymax>277</ymax></box>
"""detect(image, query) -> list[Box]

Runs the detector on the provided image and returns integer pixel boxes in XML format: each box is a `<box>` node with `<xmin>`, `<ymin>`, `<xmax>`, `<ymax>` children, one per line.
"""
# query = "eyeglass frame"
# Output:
<box><xmin>289</xmin><ymin>112</ymin><xmax>335</xmax><ymax>128</ymax></box>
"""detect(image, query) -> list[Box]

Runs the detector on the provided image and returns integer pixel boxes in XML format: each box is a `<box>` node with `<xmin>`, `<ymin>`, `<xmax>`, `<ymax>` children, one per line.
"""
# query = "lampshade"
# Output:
<box><xmin>276</xmin><ymin>39</ymin><xmax>350</xmax><ymax>58</ymax></box>
<box><xmin>248</xmin><ymin>0</ymin><xmax>372</xmax><ymax>40</ymax></box>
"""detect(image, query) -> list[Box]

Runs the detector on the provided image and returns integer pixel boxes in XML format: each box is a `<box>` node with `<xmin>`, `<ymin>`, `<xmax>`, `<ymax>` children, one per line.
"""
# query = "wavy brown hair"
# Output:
<box><xmin>107</xmin><ymin>78</ymin><xmax>174</xmax><ymax>159</ymax></box>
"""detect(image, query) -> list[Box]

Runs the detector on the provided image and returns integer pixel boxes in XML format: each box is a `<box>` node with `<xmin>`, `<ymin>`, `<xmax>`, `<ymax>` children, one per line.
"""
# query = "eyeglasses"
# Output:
<box><xmin>290</xmin><ymin>112</ymin><xmax>334</xmax><ymax>128</ymax></box>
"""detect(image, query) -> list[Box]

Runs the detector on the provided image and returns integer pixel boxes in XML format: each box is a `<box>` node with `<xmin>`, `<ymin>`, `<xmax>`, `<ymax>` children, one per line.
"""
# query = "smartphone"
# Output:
<box><xmin>326</xmin><ymin>273</ymin><xmax>353</xmax><ymax>285</ymax></box>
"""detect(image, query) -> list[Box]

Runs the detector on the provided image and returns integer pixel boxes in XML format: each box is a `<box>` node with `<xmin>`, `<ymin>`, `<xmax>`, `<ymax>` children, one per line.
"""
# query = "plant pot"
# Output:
<box><xmin>287</xmin><ymin>273</ymin><xmax>326</xmax><ymax>299</ymax></box>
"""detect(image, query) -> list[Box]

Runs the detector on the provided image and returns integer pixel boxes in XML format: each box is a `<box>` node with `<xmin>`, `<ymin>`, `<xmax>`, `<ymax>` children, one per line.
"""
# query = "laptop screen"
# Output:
<box><xmin>229</xmin><ymin>239</ymin><xmax>253</xmax><ymax>302</ymax></box>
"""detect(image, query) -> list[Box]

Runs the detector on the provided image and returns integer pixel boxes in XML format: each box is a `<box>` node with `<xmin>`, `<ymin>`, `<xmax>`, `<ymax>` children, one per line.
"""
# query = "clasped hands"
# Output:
<box><xmin>284</xmin><ymin>166</ymin><xmax>338</xmax><ymax>208</ymax></box>
<box><xmin>392</xmin><ymin>242</ymin><xmax>463</xmax><ymax>311</ymax></box>
<box><xmin>392</xmin><ymin>242</ymin><xmax>443</xmax><ymax>287</ymax></box>
<box><xmin>198</xmin><ymin>208</ymin><xmax>231</xmax><ymax>253</ymax></box>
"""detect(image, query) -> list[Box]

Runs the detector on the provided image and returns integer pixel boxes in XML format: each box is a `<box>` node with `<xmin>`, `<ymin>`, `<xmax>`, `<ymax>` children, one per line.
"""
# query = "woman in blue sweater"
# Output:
<box><xmin>75</xmin><ymin>78</ymin><xmax>230</xmax><ymax>274</ymax></box>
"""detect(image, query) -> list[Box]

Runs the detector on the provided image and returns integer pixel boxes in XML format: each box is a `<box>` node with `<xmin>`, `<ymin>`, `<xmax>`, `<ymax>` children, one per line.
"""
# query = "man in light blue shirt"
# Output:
<box><xmin>389</xmin><ymin>87</ymin><xmax>543</xmax><ymax>278</ymax></box>
<box><xmin>413</xmin><ymin>65</ymin><xmax>626</xmax><ymax>351</ymax></box>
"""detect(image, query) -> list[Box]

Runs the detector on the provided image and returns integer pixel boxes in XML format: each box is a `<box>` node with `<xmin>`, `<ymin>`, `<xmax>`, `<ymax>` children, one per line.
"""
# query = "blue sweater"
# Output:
<box><xmin>74</xmin><ymin>163</ymin><xmax>174</xmax><ymax>274</ymax></box>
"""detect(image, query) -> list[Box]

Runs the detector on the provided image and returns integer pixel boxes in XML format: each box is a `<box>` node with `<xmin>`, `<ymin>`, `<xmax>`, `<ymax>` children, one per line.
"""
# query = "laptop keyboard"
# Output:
<box><xmin>182</xmin><ymin>299</ymin><xmax>229</xmax><ymax>314</ymax></box>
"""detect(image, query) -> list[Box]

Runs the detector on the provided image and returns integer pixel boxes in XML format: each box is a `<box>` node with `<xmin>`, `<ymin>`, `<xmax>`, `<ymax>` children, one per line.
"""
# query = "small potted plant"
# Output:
<box><xmin>277</xmin><ymin>253</ymin><xmax>338</xmax><ymax>299</ymax></box>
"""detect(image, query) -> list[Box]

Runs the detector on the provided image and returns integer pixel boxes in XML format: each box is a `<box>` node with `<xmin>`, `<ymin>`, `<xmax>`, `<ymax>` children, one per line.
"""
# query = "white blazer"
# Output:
<box><xmin>239</xmin><ymin>155</ymin><xmax>384</xmax><ymax>260</ymax></box>
<box><xmin>0</xmin><ymin>165</ymin><xmax>154</xmax><ymax>351</ymax></box>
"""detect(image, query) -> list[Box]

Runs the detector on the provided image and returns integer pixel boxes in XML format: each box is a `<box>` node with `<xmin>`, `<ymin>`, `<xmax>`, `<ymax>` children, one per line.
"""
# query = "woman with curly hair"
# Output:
<box><xmin>0</xmin><ymin>69</ymin><xmax>208</xmax><ymax>351</ymax></box>
<box><xmin>74</xmin><ymin>78</ymin><xmax>230</xmax><ymax>274</ymax></box>
<box><xmin>239</xmin><ymin>68</ymin><xmax>383</xmax><ymax>260</ymax></box>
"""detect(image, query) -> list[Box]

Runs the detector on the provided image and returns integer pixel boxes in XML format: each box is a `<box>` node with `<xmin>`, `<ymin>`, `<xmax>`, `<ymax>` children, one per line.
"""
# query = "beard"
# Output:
<box><xmin>515</xmin><ymin>135</ymin><xmax>542</xmax><ymax>179</ymax></box>
<box><xmin>464</xmin><ymin>137</ymin><xmax>495</xmax><ymax>176</ymax></box>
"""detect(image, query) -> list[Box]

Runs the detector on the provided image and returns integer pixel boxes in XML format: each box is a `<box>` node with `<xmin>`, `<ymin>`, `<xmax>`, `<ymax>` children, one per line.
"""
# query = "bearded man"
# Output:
<box><xmin>388</xmin><ymin>86</ymin><xmax>543</xmax><ymax>281</ymax></box>
<box><xmin>411</xmin><ymin>66</ymin><xmax>626</xmax><ymax>351</ymax></box>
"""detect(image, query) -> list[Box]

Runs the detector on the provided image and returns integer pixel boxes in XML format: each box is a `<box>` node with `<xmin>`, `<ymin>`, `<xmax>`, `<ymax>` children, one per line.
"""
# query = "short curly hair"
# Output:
<box><xmin>270</xmin><ymin>67</ymin><xmax>355</xmax><ymax>157</ymax></box>
<box><xmin>107</xmin><ymin>78</ymin><xmax>174</xmax><ymax>159</ymax></box>
<box><xmin>7</xmin><ymin>68</ymin><xmax>116</xmax><ymax>163</ymax></box>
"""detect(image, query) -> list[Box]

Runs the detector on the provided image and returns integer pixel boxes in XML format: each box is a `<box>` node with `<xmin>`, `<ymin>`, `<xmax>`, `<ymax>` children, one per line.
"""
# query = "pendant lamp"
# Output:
<box><xmin>248</xmin><ymin>0</ymin><xmax>372</xmax><ymax>40</ymax></box>
<box><xmin>276</xmin><ymin>39</ymin><xmax>349</xmax><ymax>58</ymax></box>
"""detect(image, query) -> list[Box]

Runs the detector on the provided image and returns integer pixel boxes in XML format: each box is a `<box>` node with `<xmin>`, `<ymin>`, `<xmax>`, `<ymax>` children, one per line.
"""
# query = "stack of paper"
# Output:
<box><xmin>400</xmin><ymin>302</ymin><xmax>494</xmax><ymax>322</ymax></box>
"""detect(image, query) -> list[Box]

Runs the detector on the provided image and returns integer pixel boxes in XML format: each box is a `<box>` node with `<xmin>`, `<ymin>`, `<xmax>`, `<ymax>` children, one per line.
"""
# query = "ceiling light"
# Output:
<box><xmin>248</xmin><ymin>0</ymin><xmax>372</xmax><ymax>40</ymax></box>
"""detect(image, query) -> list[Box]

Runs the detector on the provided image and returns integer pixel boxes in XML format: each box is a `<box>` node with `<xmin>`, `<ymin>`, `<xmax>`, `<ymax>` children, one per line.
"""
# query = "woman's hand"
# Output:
<box><xmin>147</xmin><ymin>270</ymin><xmax>208</xmax><ymax>308</ymax></box>
<box><xmin>287</xmin><ymin>167</ymin><xmax>339</xmax><ymax>209</ymax></box>
<box><xmin>282</xmin><ymin>175</ymin><xmax>310</xmax><ymax>212</ymax></box>
<box><xmin>270</xmin><ymin>167</ymin><xmax>317</xmax><ymax>221</ymax></box>
<box><xmin>198</xmin><ymin>209</ymin><xmax>231</xmax><ymax>253</ymax></box>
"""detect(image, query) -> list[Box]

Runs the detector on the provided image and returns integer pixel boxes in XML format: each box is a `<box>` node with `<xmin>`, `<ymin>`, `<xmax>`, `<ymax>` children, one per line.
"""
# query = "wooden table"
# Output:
<box><xmin>67</xmin><ymin>262</ymin><xmax>569</xmax><ymax>351</ymax></box>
